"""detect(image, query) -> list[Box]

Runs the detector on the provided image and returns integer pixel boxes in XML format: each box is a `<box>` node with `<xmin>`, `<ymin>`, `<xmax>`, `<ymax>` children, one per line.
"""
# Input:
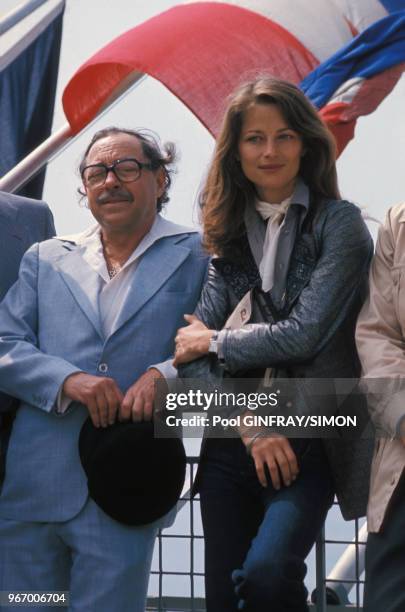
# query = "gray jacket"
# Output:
<box><xmin>179</xmin><ymin>197</ymin><xmax>374</xmax><ymax>519</ymax></box>
<box><xmin>0</xmin><ymin>191</ymin><xmax>55</xmax><ymax>301</ymax></box>
<box><xmin>0</xmin><ymin>191</ymin><xmax>55</xmax><ymax>483</ymax></box>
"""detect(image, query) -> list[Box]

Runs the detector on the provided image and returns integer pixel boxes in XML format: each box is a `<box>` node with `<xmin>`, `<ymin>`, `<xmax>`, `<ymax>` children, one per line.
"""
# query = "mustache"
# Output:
<box><xmin>96</xmin><ymin>190</ymin><xmax>134</xmax><ymax>204</ymax></box>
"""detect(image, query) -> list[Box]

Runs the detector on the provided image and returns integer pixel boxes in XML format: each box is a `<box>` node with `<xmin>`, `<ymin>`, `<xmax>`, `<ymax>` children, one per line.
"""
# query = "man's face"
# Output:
<box><xmin>83</xmin><ymin>133</ymin><xmax>165</xmax><ymax>234</ymax></box>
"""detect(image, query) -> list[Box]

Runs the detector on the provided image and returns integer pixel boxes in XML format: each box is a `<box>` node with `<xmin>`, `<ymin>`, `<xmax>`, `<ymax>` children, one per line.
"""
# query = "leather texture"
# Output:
<box><xmin>179</xmin><ymin>197</ymin><xmax>374</xmax><ymax>520</ymax></box>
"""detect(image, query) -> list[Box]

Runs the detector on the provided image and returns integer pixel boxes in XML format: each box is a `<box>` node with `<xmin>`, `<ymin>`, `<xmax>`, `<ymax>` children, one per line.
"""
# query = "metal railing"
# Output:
<box><xmin>146</xmin><ymin>457</ymin><xmax>366</xmax><ymax>611</ymax></box>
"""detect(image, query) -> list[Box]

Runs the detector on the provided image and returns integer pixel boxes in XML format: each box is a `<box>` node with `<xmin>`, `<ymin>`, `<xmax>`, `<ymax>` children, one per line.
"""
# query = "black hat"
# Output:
<box><xmin>79</xmin><ymin>418</ymin><xmax>186</xmax><ymax>526</ymax></box>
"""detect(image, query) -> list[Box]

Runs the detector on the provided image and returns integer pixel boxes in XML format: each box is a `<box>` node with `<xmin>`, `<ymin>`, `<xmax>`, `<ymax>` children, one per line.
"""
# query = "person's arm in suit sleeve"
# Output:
<box><xmin>15</xmin><ymin>198</ymin><xmax>56</xmax><ymax>243</ymax></box>
<box><xmin>177</xmin><ymin>262</ymin><xmax>230</xmax><ymax>379</ymax></box>
<box><xmin>356</xmin><ymin>207</ymin><xmax>405</xmax><ymax>437</ymax></box>
<box><xmin>42</xmin><ymin>202</ymin><xmax>56</xmax><ymax>239</ymax></box>
<box><xmin>0</xmin><ymin>243</ymin><xmax>82</xmax><ymax>412</ymax></box>
<box><xmin>153</xmin><ymin>249</ymin><xmax>215</xmax><ymax>380</ymax></box>
<box><xmin>0</xmin><ymin>198</ymin><xmax>56</xmax><ymax>413</ymax></box>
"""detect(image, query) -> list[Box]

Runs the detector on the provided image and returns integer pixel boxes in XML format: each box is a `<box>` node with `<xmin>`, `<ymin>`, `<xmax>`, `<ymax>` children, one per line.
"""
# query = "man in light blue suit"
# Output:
<box><xmin>0</xmin><ymin>128</ymin><xmax>208</xmax><ymax>612</ymax></box>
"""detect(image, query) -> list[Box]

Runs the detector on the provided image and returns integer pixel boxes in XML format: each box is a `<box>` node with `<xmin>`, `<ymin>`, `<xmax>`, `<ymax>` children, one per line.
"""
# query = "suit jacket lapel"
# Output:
<box><xmin>55</xmin><ymin>246</ymin><xmax>104</xmax><ymax>340</ymax></box>
<box><xmin>111</xmin><ymin>237</ymin><xmax>191</xmax><ymax>336</ymax></box>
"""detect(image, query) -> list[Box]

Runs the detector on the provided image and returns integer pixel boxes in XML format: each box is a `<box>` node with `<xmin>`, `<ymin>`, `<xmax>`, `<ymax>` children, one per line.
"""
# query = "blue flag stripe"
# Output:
<box><xmin>300</xmin><ymin>12</ymin><xmax>405</xmax><ymax>108</ymax></box>
<box><xmin>379</xmin><ymin>0</ymin><xmax>405</xmax><ymax>14</ymax></box>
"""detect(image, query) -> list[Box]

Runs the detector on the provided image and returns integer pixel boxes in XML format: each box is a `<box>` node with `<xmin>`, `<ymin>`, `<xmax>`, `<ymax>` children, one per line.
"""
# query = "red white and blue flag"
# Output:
<box><xmin>63</xmin><ymin>0</ymin><xmax>405</xmax><ymax>154</ymax></box>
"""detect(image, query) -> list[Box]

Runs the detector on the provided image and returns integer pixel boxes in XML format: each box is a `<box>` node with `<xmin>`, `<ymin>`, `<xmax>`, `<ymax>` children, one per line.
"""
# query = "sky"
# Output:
<box><xmin>37</xmin><ymin>0</ymin><xmax>405</xmax><ymax>241</ymax></box>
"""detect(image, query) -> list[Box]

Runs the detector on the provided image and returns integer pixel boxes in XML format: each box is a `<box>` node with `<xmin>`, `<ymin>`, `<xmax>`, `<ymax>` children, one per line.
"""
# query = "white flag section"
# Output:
<box><xmin>184</xmin><ymin>0</ymin><xmax>355</xmax><ymax>61</ymax></box>
<box><xmin>57</xmin><ymin>0</ymin><xmax>405</xmax><ymax>155</ymax></box>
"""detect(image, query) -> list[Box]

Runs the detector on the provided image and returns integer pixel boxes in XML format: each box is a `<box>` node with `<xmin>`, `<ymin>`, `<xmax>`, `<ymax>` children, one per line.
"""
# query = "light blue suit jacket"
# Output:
<box><xmin>0</xmin><ymin>218</ymin><xmax>208</xmax><ymax>522</ymax></box>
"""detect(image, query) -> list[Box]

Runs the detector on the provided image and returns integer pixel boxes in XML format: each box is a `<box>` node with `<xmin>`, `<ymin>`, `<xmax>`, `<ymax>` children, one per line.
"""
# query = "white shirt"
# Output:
<box><xmin>78</xmin><ymin>216</ymin><xmax>179</xmax><ymax>338</ymax></box>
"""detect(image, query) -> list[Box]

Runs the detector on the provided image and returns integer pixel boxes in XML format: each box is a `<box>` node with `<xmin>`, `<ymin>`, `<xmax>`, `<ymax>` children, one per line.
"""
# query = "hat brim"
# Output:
<box><xmin>79</xmin><ymin>419</ymin><xmax>186</xmax><ymax>525</ymax></box>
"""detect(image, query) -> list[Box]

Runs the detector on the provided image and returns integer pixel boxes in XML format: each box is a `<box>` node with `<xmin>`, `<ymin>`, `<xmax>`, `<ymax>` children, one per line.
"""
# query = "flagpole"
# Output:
<box><xmin>0</xmin><ymin>0</ymin><xmax>55</xmax><ymax>35</ymax></box>
<box><xmin>0</xmin><ymin>74</ymin><xmax>147</xmax><ymax>194</ymax></box>
<box><xmin>0</xmin><ymin>124</ymin><xmax>73</xmax><ymax>194</ymax></box>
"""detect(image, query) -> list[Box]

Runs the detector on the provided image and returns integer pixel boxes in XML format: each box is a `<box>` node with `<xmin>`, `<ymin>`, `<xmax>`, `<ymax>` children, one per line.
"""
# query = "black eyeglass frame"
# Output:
<box><xmin>81</xmin><ymin>157</ymin><xmax>155</xmax><ymax>187</ymax></box>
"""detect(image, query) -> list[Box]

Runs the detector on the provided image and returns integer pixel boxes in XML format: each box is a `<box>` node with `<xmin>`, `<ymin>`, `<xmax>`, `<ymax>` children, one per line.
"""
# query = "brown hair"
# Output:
<box><xmin>200</xmin><ymin>77</ymin><xmax>340</xmax><ymax>255</ymax></box>
<box><xmin>78</xmin><ymin>127</ymin><xmax>176</xmax><ymax>212</ymax></box>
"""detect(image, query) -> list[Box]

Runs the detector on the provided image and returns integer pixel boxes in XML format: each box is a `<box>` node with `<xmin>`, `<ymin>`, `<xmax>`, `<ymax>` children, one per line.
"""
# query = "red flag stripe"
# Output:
<box><xmin>321</xmin><ymin>62</ymin><xmax>405</xmax><ymax>154</ymax></box>
<box><xmin>185</xmin><ymin>0</ymin><xmax>355</xmax><ymax>61</ymax></box>
<box><xmin>62</xmin><ymin>3</ymin><xmax>318</xmax><ymax>134</ymax></box>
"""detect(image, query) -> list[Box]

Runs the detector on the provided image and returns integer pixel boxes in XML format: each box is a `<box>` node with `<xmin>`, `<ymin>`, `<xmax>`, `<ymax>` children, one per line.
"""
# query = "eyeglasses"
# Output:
<box><xmin>81</xmin><ymin>157</ymin><xmax>154</xmax><ymax>188</ymax></box>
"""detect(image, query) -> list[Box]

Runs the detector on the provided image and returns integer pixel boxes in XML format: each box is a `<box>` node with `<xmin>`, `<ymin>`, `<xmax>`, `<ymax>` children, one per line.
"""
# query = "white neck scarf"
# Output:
<box><xmin>255</xmin><ymin>196</ymin><xmax>291</xmax><ymax>292</ymax></box>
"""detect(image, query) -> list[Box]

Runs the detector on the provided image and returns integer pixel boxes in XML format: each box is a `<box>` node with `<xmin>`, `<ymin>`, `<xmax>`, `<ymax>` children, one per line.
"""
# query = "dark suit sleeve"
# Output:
<box><xmin>194</xmin><ymin>263</ymin><xmax>230</xmax><ymax>330</ymax></box>
<box><xmin>22</xmin><ymin>199</ymin><xmax>56</xmax><ymax>243</ymax></box>
<box><xmin>42</xmin><ymin>203</ymin><xmax>56</xmax><ymax>239</ymax></box>
<box><xmin>177</xmin><ymin>263</ymin><xmax>229</xmax><ymax>380</ymax></box>
<box><xmin>0</xmin><ymin>197</ymin><xmax>57</xmax><ymax>412</ymax></box>
<box><xmin>0</xmin><ymin>244</ymin><xmax>81</xmax><ymax>411</ymax></box>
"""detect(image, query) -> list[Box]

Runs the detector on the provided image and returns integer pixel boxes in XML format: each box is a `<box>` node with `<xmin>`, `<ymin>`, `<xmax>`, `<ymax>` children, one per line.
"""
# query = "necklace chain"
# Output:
<box><xmin>101</xmin><ymin>237</ymin><xmax>125</xmax><ymax>279</ymax></box>
<box><xmin>106</xmin><ymin>262</ymin><xmax>121</xmax><ymax>279</ymax></box>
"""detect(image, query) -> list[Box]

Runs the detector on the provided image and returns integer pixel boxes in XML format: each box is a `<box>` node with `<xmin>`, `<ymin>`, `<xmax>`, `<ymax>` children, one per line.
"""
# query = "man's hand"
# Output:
<box><xmin>63</xmin><ymin>372</ymin><xmax>124</xmax><ymax>428</ymax></box>
<box><xmin>241</xmin><ymin>433</ymin><xmax>299</xmax><ymax>489</ymax></box>
<box><xmin>173</xmin><ymin>314</ymin><xmax>214</xmax><ymax>366</ymax></box>
<box><xmin>120</xmin><ymin>368</ymin><xmax>164</xmax><ymax>422</ymax></box>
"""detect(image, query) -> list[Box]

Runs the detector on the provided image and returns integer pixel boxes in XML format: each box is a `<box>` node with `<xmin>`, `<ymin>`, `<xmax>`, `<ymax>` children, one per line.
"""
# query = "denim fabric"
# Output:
<box><xmin>199</xmin><ymin>438</ymin><xmax>334</xmax><ymax>612</ymax></box>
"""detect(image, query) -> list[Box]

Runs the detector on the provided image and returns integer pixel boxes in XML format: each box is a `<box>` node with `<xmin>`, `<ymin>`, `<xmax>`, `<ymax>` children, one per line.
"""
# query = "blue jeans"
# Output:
<box><xmin>198</xmin><ymin>437</ymin><xmax>334</xmax><ymax>612</ymax></box>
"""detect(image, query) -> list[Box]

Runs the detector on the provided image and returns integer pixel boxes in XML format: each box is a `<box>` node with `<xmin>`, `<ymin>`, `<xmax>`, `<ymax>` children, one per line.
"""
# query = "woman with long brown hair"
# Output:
<box><xmin>174</xmin><ymin>76</ymin><xmax>373</xmax><ymax>612</ymax></box>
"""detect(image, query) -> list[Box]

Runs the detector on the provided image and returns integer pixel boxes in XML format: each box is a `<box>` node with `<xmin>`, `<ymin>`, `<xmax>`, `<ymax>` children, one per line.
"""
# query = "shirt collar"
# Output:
<box><xmin>57</xmin><ymin>214</ymin><xmax>196</xmax><ymax>282</ymax></box>
<box><xmin>57</xmin><ymin>214</ymin><xmax>195</xmax><ymax>247</ymax></box>
<box><xmin>289</xmin><ymin>177</ymin><xmax>310</xmax><ymax>212</ymax></box>
<box><xmin>254</xmin><ymin>177</ymin><xmax>309</xmax><ymax>220</ymax></box>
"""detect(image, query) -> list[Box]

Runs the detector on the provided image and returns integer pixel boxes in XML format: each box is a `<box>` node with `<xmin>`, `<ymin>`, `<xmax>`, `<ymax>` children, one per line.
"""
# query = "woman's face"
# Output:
<box><xmin>237</xmin><ymin>103</ymin><xmax>303</xmax><ymax>203</ymax></box>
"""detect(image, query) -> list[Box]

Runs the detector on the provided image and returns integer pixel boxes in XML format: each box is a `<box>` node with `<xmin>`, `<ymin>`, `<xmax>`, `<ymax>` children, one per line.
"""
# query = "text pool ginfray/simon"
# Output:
<box><xmin>164</xmin><ymin>413</ymin><xmax>357</xmax><ymax>429</ymax></box>
<box><xmin>154</xmin><ymin>377</ymin><xmax>373</xmax><ymax>439</ymax></box>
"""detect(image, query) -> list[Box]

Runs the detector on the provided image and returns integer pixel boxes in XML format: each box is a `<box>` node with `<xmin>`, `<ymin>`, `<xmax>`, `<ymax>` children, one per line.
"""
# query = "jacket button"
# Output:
<box><xmin>98</xmin><ymin>363</ymin><xmax>108</xmax><ymax>373</ymax></box>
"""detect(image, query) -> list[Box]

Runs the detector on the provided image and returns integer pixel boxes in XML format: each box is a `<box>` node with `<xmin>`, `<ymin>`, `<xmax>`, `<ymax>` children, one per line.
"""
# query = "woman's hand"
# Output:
<box><xmin>173</xmin><ymin>314</ymin><xmax>214</xmax><ymax>366</ymax></box>
<box><xmin>241</xmin><ymin>433</ymin><xmax>299</xmax><ymax>489</ymax></box>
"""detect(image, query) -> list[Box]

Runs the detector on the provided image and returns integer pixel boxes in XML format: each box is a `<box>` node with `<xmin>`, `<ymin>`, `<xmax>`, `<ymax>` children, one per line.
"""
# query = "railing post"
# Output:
<box><xmin>315</xmin><ymin>527</ymin><xmax>327</xmax><ymax>612</ymax></box>
<box><xmin>189</xmin><ymin>461</ymin><xmax>196</xmax><ymax>611</ymax></box>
